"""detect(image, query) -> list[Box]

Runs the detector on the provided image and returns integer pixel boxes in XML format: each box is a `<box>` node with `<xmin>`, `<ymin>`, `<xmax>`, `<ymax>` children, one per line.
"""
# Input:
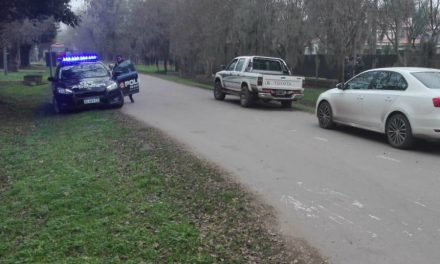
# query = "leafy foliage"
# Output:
<box><xmin>0</xmin><ymin>0</ymin><xmax>79</xmax><ymax>26</ymax></box>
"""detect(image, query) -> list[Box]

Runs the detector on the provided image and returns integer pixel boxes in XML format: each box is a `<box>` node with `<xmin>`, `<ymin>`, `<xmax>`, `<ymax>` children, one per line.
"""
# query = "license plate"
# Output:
<box><xmin>84</xmin><ymin>97</ymin><xmax>100</xmax><ymax>104</ymax></box>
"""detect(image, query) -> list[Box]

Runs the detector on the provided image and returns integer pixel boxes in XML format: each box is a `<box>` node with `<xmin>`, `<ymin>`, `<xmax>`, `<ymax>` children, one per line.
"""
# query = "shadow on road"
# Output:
<box><xmin>334</xmin><ymin>125</ymin><xmax>440</xmax><ymax>155</ymax></box>
<box><xmin>219</xmin><ymin>98</ymin><xmax>300</xmax><ymax>111</ymax></box>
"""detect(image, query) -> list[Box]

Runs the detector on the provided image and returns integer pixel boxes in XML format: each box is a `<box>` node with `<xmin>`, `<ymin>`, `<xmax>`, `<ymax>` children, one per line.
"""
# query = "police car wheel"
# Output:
<box><xmin>53</xmin><ymin>97</ymin><xmax>62</xmax><ymax>114</ymax></box>
<box><xmin>115</xmin><ymin>92</ymin><xmax>124</xmax><ymax>108</ymax></box>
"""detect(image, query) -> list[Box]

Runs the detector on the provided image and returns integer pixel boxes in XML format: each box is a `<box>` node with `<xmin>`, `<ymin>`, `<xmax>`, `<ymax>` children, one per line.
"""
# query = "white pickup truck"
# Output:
<box><xmin>214</xmin><ymin>56</ymin><xmax>304</xmax><ymax>108</ymax></box>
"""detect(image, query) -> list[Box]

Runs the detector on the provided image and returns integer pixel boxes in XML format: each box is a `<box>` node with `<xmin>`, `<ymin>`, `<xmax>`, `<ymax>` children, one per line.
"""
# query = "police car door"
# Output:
<box><xmin>113</xmin><ymin>60</ymin><xmax>139</xmax><ymax>96</ymax></box>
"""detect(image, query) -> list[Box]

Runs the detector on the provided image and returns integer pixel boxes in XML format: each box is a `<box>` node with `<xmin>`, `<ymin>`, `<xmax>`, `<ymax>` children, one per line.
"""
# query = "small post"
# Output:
<box><xmin>48</xmin><ymin>47</ymin><xmax>53</xmax><ymax>77</ymax></box>
<box><xmin>3</xmin><ymin>47</ymin><xmax>7</xmax><ymax>75</ymax></box>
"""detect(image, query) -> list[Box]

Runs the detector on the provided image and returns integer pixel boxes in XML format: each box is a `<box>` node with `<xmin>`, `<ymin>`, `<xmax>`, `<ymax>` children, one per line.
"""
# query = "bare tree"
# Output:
<box><xmin>378</xmin><ymin>0</ymin><xmax>414</xmax><ymax>64</ymax></box>
<box><xmin>306</xmin><ymin>0</ymin><xmax>371</xmax><ymax>81</ymax></box>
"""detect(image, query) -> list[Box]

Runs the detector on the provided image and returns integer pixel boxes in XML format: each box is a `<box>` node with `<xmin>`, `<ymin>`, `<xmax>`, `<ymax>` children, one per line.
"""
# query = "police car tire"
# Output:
<box><xmin>53</xmin><ymin>97</ymin><xmax>64</xmax><ymax>114</ymax></box>
<box><xmin>115</xmin><ymin>92</ymin><xmax>124</xmax><ymax>108</ymax></box>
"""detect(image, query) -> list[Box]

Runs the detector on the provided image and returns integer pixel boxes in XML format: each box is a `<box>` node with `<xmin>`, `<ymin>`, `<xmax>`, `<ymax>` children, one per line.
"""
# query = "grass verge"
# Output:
<box><xmin>0</xmin><ymin>77</ymin><xmax>326</xmax><ymax>263</ymax></box>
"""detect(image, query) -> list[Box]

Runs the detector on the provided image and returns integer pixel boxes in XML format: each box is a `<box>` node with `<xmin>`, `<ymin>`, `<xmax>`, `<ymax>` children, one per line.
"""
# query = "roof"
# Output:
<box><xmin>365</xmin><ymin>67</ymin><xmax>440</xmax><ymax>73</ymax></box>
<box><xmin>234</xmin><ymin>55</ymin><xmax>285</xmax><ymax>61</ymax></box>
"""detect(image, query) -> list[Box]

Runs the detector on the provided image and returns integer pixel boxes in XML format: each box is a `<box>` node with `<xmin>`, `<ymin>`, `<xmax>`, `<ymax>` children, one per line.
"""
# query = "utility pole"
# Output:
<box><xmin>3</xmin><ymin>47</ymin><xmax>7</xmax><ymax>75</ymax></box>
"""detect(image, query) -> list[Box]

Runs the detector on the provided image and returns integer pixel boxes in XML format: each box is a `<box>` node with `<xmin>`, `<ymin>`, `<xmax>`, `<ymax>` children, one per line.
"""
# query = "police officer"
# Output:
<box><xmin>114</xmin><ymin>55</ymin><xmax>135</xmax><ymax>103</ymax></box>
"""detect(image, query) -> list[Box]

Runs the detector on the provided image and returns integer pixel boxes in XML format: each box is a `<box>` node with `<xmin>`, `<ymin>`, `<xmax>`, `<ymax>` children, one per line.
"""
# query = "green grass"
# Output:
<box><xmin>0</xmin><ymin>85</ymin><xmax>212</xmax><ymax>263</ymax></box>
<box><xmin>0</xmin><ymin>69</ymin><xmax>48</xmax><ymax>82</ymax></box>
<box><xmin>0</xmin><ymin>76</ymin><xmax>323</xmax><ymax>262</ymax></box>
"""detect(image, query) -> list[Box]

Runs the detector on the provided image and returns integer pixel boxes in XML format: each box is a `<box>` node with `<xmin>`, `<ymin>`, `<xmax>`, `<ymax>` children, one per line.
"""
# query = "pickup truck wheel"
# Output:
<box><xmin>240</xmin><ymin>86</ymin><xmax>254</xmax><ymax>107</ymax></box>
<box><xmin>317</xmin><ymin>101</ymin><xmax>335</xmax><ymax>129</ymax></box>
<box><xmin>281</xmin><ymin>101</ymin><xmax>292</xmax><ymax>108</ymax></box>
<box><xmin>214</xmin><ymin>81</ymin><xmax>226</xmax><ymax>100</ymax></box>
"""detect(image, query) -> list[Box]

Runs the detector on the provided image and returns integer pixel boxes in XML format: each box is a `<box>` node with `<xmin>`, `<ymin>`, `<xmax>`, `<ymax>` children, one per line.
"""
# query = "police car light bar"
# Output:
<box><xmin>61</xmin><ymin>53</ymin><xmax>99</xmax><ymax>63</ymax></box>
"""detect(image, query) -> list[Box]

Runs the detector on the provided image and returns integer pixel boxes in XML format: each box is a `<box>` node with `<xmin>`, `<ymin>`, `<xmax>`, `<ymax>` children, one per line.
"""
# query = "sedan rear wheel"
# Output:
<box><xmin>317</xmin><ymin>101</ymin><xmax>335</xmax><ymax>129</ymax></box>
<box><xmin>386</xmin><ymin>113</ymin><xmax>414</xmax><ymax>149</ymax></box>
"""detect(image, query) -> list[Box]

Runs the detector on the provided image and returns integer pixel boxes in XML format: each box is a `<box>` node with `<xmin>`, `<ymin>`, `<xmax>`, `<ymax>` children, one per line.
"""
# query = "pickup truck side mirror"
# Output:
<box><xmin>47</xmin><ymin>76</ymin><xmax>56</xmax><ymax>82</ymax></box>
<box><xmin>336</xmin><ymin>83</ymin><xmax>345</xmax><ymax>90</ymax></box>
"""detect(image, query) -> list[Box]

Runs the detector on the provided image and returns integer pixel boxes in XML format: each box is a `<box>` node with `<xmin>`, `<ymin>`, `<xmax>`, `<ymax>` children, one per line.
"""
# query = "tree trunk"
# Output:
<box><xmin>338</xmin><ymin>55</ymin><xmax>345</xmax><ymax>82</ymax></box>
<box><xmin>7</xmin><ymin>45</ymin><xmax>19</xmax><ymax>72</ymax></box>
<box><xmin>20</xmin><ymin>44</ymin><xmax>32</xmax><ymax>68</ymax></box>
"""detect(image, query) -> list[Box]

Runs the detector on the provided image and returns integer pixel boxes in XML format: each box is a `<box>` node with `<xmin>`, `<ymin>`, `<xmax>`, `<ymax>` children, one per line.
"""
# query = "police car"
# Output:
<box><xmin>48</xmin><ymin>54</ymin><xmax>125</xmax><ymax>113</ymax></box>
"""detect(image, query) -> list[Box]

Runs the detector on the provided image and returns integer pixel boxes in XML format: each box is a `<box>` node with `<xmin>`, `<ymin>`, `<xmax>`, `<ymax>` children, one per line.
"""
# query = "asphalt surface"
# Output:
<box><xmin>122</xmin><ymin>74</ymin><xmax>440</xmax><ymax>264</ymax></box>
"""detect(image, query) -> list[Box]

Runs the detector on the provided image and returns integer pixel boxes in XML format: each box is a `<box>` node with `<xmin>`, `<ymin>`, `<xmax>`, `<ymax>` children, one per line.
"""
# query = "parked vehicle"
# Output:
<box><xmin>214</xmin><ymin>56</ymin><xmax>304</xmax><ymax>108</ymax></box>
<box><xmin>316</xmin><ymin>67</ymin><xmax>440</xmax><ymax>149</ymax></box>
<box><xmin>48</xmin><ymin>54</ymin><xmax>124</xmax><ymax>113</ymax></box>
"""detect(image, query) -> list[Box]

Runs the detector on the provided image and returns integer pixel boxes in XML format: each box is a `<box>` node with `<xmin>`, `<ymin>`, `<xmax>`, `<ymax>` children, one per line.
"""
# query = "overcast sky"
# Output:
<box><xmin>70</xmin><ymin>0</ymin><xmax>85</xmax><ymax>11</ymax></box>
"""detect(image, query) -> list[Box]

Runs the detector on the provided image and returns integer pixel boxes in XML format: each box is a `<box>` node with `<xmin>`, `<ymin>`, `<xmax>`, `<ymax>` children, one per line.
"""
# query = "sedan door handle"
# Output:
<box><xmin>384</xmin><ymin>97</ymin><xmax>393</xmax><ymax>102</ymax></box>
<box><xmin>357</xmin><ymin>96</ymin><xmax>364</xmax><ymax>100</ymax></box>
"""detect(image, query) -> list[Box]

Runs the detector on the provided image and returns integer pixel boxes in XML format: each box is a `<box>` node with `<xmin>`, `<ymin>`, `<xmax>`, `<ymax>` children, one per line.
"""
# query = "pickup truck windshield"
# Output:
<box><xmin>253</xmin><ymin>59</ymin><xmax>282</xmax><ymax>72</ymax></box>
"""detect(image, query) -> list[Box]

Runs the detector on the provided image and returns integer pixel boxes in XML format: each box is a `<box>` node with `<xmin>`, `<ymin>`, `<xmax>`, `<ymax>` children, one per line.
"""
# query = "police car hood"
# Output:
<box><xmin>64</xmin><ymin>77</ymin><xmax>113</xmax><ymax>92</ymax></box>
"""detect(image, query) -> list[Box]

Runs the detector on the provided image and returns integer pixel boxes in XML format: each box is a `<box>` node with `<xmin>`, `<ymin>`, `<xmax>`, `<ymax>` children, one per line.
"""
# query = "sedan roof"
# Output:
<box><xmin>366</xmin><ymin>67</ymin><xmax>440</xmax><ymax>74</ymax></box>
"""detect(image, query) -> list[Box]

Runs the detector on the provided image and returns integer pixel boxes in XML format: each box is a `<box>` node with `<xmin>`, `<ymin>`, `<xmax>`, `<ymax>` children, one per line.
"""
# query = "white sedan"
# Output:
<box><xmin>316</xmin><ymin>67</ymin><xmax>440</xmax><ymax>149</ymax></box>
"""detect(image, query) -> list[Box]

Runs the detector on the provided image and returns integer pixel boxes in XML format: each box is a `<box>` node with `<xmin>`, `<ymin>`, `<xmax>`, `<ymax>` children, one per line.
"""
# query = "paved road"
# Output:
<box><xmin>123</xmin><ymin>74</ymin><xmax>440</xmax><ymax>264</ymax></box>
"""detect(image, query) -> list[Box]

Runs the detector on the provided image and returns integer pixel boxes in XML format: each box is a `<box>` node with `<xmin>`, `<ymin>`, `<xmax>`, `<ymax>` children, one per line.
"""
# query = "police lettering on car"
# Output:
<box><xmin>48</xmin><ymin>53</ymin><xmax>124</xmax><ymax>114</ymax></box>
<box><xmin>111</xmin><ymin>57</ymin><xmax>139</xmax><ymax>103</ymax></box>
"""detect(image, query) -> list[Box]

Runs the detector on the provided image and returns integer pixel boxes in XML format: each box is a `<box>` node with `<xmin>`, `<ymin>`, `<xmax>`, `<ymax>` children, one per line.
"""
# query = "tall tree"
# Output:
<box><xmin>0</xmin><ymin>0</ymin><xmax>79</xmax><ymax>26</ymax></box>
<box><xmin>378</xmin><ymin>0</ymin><xmax>414</xmax><ymax>64</ymax></box>
<box><xmin>306</xmin><ymin>0</ymin><xmax>371</xmax><ymax>81</ymax></box>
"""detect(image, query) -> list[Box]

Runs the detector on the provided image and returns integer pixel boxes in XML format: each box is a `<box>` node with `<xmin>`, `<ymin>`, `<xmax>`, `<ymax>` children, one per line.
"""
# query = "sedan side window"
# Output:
<box><xmin>345</xmin><ymin>71</ymin><xmax>377</xmax><ymax>90</ymax></box>
<box><xmin>227</xmin><ymin>59</ymin><xmax>238</xmax><ymax>71</ymax></box>
<box><xmin>372</xmin><ymin>71</ymin><xmax>407</xmax><ymax>91</ymax></box>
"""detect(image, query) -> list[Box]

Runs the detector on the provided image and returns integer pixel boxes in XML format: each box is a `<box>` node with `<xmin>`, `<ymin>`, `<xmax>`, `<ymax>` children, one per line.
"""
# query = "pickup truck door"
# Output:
<box><xmin>230</xmin><ymin>58</ymin><xmax>247</xmax><ymax>91</ymax></box>
<box><xmin>222</xmin><ymin>59</ymin><xmax>238</xmax><ymax>90</ymax></box>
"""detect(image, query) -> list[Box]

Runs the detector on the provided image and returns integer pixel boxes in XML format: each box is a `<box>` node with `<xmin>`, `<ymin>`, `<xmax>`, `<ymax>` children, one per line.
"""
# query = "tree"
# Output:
<box><xmin>305</xmin><ymin>0</ymin><xmax>371</xmax><ymax>81</ymax></box>
<box><xmin>419</xmin><ymin>0</ymin><xmax>440</xmax><ymax>66</ymax></box>
<box><xmin>0</xmin><ymin>0</ymin><xmax>79</xmax><ymax>26</ymax></box>
<box><xmin>378</xmin><ymin>0</ymin><xmax>414</xmax><ymax>64</ymax></box>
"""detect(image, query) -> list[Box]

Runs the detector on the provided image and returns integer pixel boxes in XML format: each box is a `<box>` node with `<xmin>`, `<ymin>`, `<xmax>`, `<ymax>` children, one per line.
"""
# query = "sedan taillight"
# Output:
<box><xmin>433</xmin><ymin>98</ymin><xmax>440</xmax><ymax>107</ymax></box>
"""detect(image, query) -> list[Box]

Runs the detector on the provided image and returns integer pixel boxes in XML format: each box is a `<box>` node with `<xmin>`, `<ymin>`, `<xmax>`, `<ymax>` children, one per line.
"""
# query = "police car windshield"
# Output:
<box><xmin>59</xmin><ymin>63</ymin><xmax>109</xmax><ymax>80</ymax></box>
